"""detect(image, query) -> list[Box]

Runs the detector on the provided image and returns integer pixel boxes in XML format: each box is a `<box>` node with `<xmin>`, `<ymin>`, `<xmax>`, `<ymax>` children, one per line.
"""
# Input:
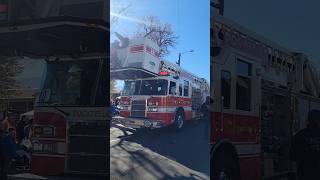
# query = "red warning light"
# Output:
<box><xmin>159</xmin><ymin>71</ymin><xmax>170</xmax><ymax>76</ymax></box>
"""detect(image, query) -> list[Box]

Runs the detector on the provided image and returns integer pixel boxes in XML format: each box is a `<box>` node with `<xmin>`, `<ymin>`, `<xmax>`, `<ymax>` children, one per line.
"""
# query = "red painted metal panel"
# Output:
<box><xmin>239</xmin><ymin>156</ymin><xmax>261</xmax><ymax>180</ymax></box>
<box><xmin>233</xmin><ymin>115</ymin><xmax>259</xmax><ymax>143</ymax></box>
<box><xmin>147</xmin><ymin>112</ymin><xmax>174</xmax><ymax>126</ymax></box>
<box><xmin>221</xmin><ymin>113</ymin><xmax>234</xmax><ymax>139</ymax></box>
<box><xmin>211</xmin><ymin>112</ymin><xmax>218</xmax><ymax>143</ymax></box>
<box><xmin>148</xmin><ymin>96</ymin><xmax>192</xmax><ymax>107</ymax></box>
<box><xmin>120</xmin><ymin>96</ymin><xmax>131</xmax><ymax>105</ymax></box>
<box><xmin>119</xmin><ymin>110</ymin><xmax>130</xmax><ymax>117</ymax></box>
<box><xmin>34</xmin><ymin>112</ymin><xmax>66</xmax><ymax>139</ymax></box>
<box><xmin>31</xmin><ymin>155</ymin><xmax>65</xmax><ymax>176</ymax></box>
<box><xmin>130</xmin><ymin>44</ymin><xmax>144</xmax><ymax>53</ymax></box>
<box><xmin>211</xmin><ymin>112</ymin><xmax>259</xmax><ymax>143</ymax></box>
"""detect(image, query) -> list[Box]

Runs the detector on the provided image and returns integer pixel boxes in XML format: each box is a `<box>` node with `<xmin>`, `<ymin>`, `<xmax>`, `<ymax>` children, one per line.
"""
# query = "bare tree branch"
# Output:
<box><xmin>0</xmin><ymin>55</ymin><xmax>23</xmax><ymax>96</ymax></box>
<box><xmin>110</xmin><ymin>0</ymin><xmax>132</xmax><ymax>26</ymax></box>
<box><xmin>135</xmin><ymin>16</ymin><xmax>178</xmax><ymax>57</ymax></box>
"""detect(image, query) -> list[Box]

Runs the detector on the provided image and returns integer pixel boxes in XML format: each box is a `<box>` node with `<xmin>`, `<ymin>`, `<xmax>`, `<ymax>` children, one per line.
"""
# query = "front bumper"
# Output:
<box><xmin>112</xmin><ymin>116</ymin><xmax>163</xmax><ymax>129</ymax></box>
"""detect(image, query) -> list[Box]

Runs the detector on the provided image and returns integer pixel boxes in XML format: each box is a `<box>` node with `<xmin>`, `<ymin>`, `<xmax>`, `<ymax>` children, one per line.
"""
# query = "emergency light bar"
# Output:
<box><xmin>159</xmin><ymin>71</ymin><xmax>170</xmax><ymax>76</ymax></box>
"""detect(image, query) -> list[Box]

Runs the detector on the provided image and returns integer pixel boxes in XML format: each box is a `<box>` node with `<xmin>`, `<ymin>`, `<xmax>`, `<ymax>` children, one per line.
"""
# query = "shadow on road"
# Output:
<box><xmin>111</xmin><ymin>119</ymin><xmax>210</xmax><ymax>179</ymax></box>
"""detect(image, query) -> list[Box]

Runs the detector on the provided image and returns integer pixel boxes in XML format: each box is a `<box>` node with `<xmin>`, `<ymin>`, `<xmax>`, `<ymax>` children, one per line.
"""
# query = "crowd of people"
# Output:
<box><xmin>0</xmin><ymin>112</ymin><xmax>32</xmax><ymax>180</ymax></box>
<box><xmin>111</xmin><ymin>98</ymin><xmax>120</xmax><ymax>117</ymax></box>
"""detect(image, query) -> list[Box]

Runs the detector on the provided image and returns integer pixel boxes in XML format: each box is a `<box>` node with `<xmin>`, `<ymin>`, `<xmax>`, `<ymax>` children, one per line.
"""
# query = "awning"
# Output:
<box><xmin>0</xmin><ymin>16</ymin><xmax>109</xmax><ymax>58</ymax></box>
<box><xmin>110</xmin><ymin>67</ymin><xmax>158</xmax><ymax>80</ymax></box>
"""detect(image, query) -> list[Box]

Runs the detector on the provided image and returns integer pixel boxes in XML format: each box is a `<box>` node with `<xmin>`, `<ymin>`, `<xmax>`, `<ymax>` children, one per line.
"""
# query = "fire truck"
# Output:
<box><xmin>0</xmin><ymin>0</ymin><xmax>109</xmax><ymax>176</ymax></box>
<box><xmin>111</xmin><ymin>35</ymin><xmax>209</xmax><ymax>130</ymax></box>
<box><xmin>211</xmin><ymin>3</ymin><xmax>320</xmax><ymax>180</ymax></box>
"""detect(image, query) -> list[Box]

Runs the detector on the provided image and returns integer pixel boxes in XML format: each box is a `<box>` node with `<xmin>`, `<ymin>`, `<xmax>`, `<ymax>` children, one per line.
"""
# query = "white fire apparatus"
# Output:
<box><xmin>111</xmin><ymin>35</ymin><xmax>209</xmax><ymax>130</ymax></box>
<box><xmin>211</xmin><ymin>5</ymin><xmax>320</xmax><ymax>180</ymax></box>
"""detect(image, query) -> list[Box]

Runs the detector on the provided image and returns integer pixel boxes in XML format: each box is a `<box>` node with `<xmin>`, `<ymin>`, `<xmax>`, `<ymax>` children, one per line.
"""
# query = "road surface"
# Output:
<box><xmin>110</xmin><ymin>119</ymin><xmax>211</xmax><ymax>180</ymax></box>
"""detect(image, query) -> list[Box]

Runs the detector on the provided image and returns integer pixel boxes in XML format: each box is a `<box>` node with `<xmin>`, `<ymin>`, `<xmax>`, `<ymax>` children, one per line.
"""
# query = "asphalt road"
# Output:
<box><xmin>110</xmin><ymin>118</ymin><xmax>211</xmax><ymax>180</ymax></box>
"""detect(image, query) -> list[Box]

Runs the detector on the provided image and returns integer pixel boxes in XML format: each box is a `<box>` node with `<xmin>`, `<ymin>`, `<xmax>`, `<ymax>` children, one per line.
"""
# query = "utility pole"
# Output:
<box><xmin>177</xmin><ymin>53</ymin><xmax>181</xmax><ymax>66</ymax></box>
<box><xmin>176</xmin><ymin>50</ymin><xmax>194</xmax><ymax>66</ymax></box>
<box><xmin>211</xmin><ymin>0</ymin><xmax>224</xmax><ymax>16</ymax></box>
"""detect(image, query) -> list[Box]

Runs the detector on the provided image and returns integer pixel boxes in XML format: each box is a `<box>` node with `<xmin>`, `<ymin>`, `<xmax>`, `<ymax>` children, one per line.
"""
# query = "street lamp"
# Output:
<box><xmin>176</xmin><ymin>50</ymin><xmax>194</xmax><ymax>66</ymax></box>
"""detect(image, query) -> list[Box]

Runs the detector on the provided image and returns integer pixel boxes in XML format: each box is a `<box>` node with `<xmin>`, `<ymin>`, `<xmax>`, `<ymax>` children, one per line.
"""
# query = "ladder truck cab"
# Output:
<box><xmin>111</xmin><ymin>36</ymin><xmax>209</xmax><ymax>130</ymax></box>
<box><xmin>211</xmin><ymin>8</ymin><xmax>320</xmax><ymax>180</ymax></box>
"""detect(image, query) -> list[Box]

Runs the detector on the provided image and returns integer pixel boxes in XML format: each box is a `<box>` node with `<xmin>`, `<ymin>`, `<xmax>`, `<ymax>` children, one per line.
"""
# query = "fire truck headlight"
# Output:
<box><xmin>148</xmin><ymin>101</ymin><xmax>159</xmax><ymax>106</ymax></box>
<box><xmin>121</xmin><ymin>101</ymin><xmax>129</xmax><ymax>105</ymax></box>
<box><xmin>43</xmin><ymin>127</ymin><xmax>54</xmax><ymax>136</ymax></box>
<box><xmin>33</xmin><ymin>126</ymin><xmax>55</xmax><ymax>137</ymax></box>
<box><xmin>148</xmin><ymin>107</ymin><xmax>158</xmax><ymax>112</ymax></box>
<box><xmin>120</xmin><ymin>106</ymin><xmax>129</xmax><ymax>110</ymax></box>
<box><xmin>34</xmin><ymin>127</ymin><xmax>42</xmax><ymax>134</ymax></box>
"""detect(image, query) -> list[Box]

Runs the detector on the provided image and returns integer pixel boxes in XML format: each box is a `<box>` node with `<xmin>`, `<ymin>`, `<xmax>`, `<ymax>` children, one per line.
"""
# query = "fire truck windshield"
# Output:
<box><xmin>122</xmin><ymin>79</ymin><xmax>168</xmax><ymax>96</ymax></box>
<box><xmin>38</xmin><ymin>59</ymin><xmax>107</xmax><ymax>106</ymax></box>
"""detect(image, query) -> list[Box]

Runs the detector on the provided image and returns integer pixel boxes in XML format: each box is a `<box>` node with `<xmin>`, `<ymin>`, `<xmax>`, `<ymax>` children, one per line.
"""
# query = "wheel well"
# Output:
<box><xmin>175</xmin><ymin>107</ymin><xmax>185</xmax><ymax>118</ymax></box>
<box><xmin>211</xmin><ymin>140</ymin><xmax>239</xmax><ymax>166</ymax></box>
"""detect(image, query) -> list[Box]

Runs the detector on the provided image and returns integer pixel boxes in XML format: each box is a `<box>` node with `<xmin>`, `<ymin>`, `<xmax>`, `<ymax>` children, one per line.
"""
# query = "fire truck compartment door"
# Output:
<box><xmin>0</xmin><ymin>16</ymin><xmax>108</xmax><ymax>58</ymax></box>
<box><xmin>110</xmin><ymin>67</ymin><xmax>158</xmax><ymax>80</ymax></box>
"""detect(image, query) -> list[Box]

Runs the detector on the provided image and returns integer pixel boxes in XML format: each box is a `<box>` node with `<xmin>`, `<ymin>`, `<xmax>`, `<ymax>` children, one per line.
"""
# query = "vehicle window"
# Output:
<box><xmin>221</xmin><ymin>70</ymin><xmax>231</xmax><ymax>108</ymax></box>
<box><xmin>236</xmin><ymin>59</ymin><xmax>251</xmax><ymax>111</ymax></box>
<box><xmin>169</xmin><ymin>81</ymin><xmax>177</xmax><ymax>95</ymax></box>
<box><xmin>123</xmin><ymin>79</ymin><xmax>168</xmax><ymax>96</ymax></box>
<box><xmin>140</xmin><ymin>79</ymin><xmax>168</xmax><ymax>95</ymax></box>
<box><xmin>123</xmin><ymin>80</ymin><xmax>141</xmax><ymax>96</ymax></box>
<box><xmin>40</xmin><ymin>60</ymin><xmax>100</xmax><ymax>106</ymax></box>
<box><xmin>179</xmin><ymin>84</ymin><xmax>183</xmax><ymax>96</ymax></box>
<box><xmin>183</xmin><ymin>80</ymin><xmax>189</xmax><ymax>97</ymax></box>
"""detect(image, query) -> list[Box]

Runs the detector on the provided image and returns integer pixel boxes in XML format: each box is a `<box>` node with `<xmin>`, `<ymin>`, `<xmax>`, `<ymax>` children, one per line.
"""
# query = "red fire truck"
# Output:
<box><xmin>0</xmin><ymin>0</ymin><xmax>109</xmax><ymax>176</ymax></box>
<box><xmin>211</xmin><ymin>4</ymin><xmax>320</xmax><ymax>180</ymax></box>
<box><xmin>111</xmin><ymin>36</ymin><xmax>209</xmax><ymax>130</ymax></box>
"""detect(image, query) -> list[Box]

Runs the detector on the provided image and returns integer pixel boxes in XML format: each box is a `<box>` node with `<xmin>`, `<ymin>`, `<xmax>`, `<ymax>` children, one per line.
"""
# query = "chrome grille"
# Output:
<box><xmin>131</xmin><ymin>100</ymin><xmax>146</xmax><ymax>118</ymax></box>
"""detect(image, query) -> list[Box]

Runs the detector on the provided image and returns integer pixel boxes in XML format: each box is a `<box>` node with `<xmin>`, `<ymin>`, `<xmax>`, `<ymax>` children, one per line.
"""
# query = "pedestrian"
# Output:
<box><xmin>16</xmin><ymin>116</ymin><xmax>27</xmax><ymax>144</ymax></box>
<box><xmin>2</xmin><ymin>115</ymin><xmax>10</xmax><ymax>133</ymax></box>
<box><xmin>1</xmin><ymin>127</ymin><xmax>17</xmax><ymax>180</ymax></box>
<box><xmin>290</xmin><ymin>109</ymin><xmax>320</xmax><ymax>180</ymax></box>
<box><xmin>201</xmin><ymin>96</ymin><xmax>212</xmax><ymax>141</ymax></box>
<box><xmin>0</xmin><ymin>122</ymin><xmax>6</xmax><ymax>180</ymax></box>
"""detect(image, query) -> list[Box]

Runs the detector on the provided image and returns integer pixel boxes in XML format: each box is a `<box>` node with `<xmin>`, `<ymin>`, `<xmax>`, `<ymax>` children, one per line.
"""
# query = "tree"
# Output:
<box><xmin>110</xmin><ymin>80</ymin><xmax>122</xmax><ymax>100</ymax></box>
<box><xmin>0</xmin><ymin>56</ymin><xmax>23</xmax><ymax>97</ymax></box>
<box><xmin>135</xmin><ymin>16</ymin><xmax>178</xmax><ymax>57</ymax></box>
<box><xmin>110</xmin><ymin>80</ymin><xmax>117</xmax><ymax>93</ymax></box>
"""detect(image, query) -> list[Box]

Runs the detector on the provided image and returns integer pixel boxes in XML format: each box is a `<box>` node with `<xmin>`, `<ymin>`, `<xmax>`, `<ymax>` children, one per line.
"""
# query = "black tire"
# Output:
<box><xmin>211</xmin><ymin>150</ymin><xmax>240</xmax><ymax>180</ymax></box>
<box><xmin>172</xmin><ymin>110</ymin><xmax>184</xmax><ymax>131</ymax></box>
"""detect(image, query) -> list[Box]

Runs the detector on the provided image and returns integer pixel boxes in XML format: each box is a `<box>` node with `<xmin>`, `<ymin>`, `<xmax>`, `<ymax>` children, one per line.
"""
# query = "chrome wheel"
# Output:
<box><xmin>177</xmin><ymin>115</ymin><xmax>184</xmax><ymax>129</ymax></box>
<box><xmin>218</xmin><ymin>171</ymin><xmax>231</xmax><ymax>180</ymax></box>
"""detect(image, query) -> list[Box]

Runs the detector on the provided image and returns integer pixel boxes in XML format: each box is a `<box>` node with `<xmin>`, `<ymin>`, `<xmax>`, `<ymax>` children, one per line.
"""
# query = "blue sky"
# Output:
<box><xmin>111</xmin><ymin>0</ymin><xmax>210</xmax><ymax>85</ymax></box>
<box><xmin>224</xmin><ymin>0</ymin><xmax>320</xmax><ymax>67</ymax></box>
